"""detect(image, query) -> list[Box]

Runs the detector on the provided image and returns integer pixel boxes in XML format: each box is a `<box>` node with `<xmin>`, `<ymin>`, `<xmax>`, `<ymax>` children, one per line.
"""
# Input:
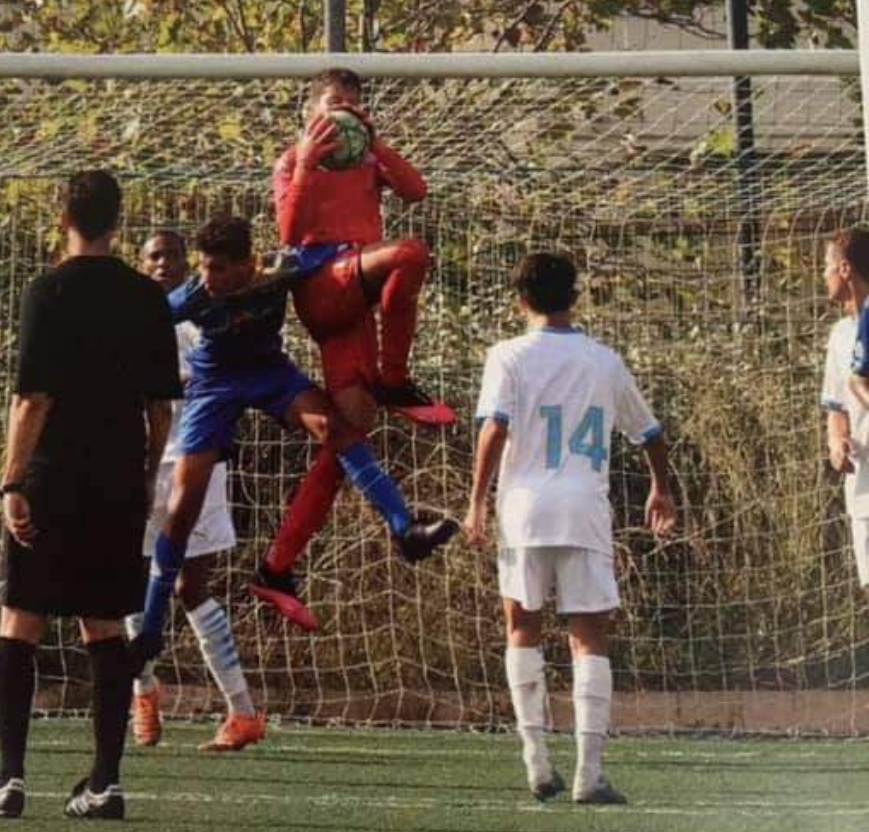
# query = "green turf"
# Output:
<box><xmin>10</xmin><ymin>720</ymin><xmax>869</xmax><ymax>831</ymax></box>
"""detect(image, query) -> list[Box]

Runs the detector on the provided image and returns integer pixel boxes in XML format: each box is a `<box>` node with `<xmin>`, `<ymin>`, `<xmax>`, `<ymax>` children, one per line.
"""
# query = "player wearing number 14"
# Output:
<box><xmin>464</xmin><ymin>252</ymin><xmax>676</xmax><ymax>805</ymax></box>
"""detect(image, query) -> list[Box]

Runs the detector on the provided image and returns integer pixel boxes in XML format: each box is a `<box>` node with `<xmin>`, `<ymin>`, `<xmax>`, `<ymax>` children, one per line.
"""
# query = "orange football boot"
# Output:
<box><xmin>131</xmin><ymin>685</ymin><xmax>162</xmax><ymax>747</ymax></box>
<box><xmin>198</xmin><ymin>712</ymin><xmax>266</xmax><ymax>752</ymax></box>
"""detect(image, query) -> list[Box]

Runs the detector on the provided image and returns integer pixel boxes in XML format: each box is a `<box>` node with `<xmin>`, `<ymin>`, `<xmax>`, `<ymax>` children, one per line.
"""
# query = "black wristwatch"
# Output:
<box><xmin>0</xmin><ymin>483</ymin><xmax>24</xmax><ymax>497</ymax></box>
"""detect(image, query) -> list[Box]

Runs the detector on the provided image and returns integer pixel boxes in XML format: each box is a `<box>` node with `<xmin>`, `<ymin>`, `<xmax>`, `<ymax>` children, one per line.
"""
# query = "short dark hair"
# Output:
<box><xmin>309</xmin><ymin>67</ymin><xmax>363</xmax><ymax>101</ymax></box>
<box><xmin>512</xmin><ymin>252</ymin><xmax>578</xmax><ymax>314</ymax></box>
<box><xmin>831</xmin><ymin>227</ymin><xmax>869</xmax><ymax>281</ymax></box>
<box><xmin>64</xmin><ymin>170</ymin><xmax>121</xmax><ymax>242</ymax></box>
<box><xmin>144</xmin><ymin>229</ymin><xmax>186</xmax><ymax>254</ymax></box>
<box><xmin>195</xmin><ymin>215</ymin><xmax>252</xmax><ymax>262</ymax></box>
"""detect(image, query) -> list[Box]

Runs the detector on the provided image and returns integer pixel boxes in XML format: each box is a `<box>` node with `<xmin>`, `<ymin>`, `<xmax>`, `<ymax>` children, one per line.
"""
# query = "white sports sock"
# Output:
<box><xmin>505</xmin><ymin>646</ymin><xmax>551</xmax><ymax>787</ymax></box>
<box><xmin>186</xmin><ymin>598</ymin><xmax>254</xmax><ymax>716</ymax></box>
<box><xmin>125</xmin><ymin>613</ymin><xmax>157</xmax><ymax>696</ymax></box>
<box><xmin>572</xmin><ymin>654</ymin><xmax>612</xmax><ymax>798</ymax></box>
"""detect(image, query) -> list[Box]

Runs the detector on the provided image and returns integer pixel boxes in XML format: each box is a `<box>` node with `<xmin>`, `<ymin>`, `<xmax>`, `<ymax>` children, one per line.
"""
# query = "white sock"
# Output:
<box><xmin>186</xmin><ymin>598</ymin><xmax>254</xmax><ymax>716</ymax></box>
<box><xmin>572</xmin><ymin>654</ymin><xmax>612</xmax><ymax>798</ymax></box>
<box><xmin>125</xmin><ymin>612</ymin><xmax>157</xmax><ymax>696</ymax></box>
<box><xmin>505</xmin><ymin>646</ymin><xmax>551</xmax><ymax>787</ymax></box>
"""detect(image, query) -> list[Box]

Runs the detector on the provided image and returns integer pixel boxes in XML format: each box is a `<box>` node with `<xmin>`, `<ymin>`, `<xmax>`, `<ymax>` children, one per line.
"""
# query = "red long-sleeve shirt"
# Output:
<box><xmin>273</xmin><ymin>140</ymin><xmax>427</xmax><ymax>247</ymax></box>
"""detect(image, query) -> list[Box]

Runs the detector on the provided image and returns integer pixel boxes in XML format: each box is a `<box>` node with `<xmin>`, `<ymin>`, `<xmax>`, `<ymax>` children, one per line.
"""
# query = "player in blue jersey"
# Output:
<box><xmin>130</xmin><ymin>215</ymin><xmax>458</xmax><ymax>665</ymax></box>
<box><xmin>850</xmin><ymin>230</ymin><xmax>869</xmax><ymax>415</ymax></box>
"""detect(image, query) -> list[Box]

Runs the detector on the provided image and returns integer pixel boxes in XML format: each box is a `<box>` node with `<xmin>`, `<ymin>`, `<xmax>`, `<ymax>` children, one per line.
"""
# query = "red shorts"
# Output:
<box><xmin>292</xmin><ymin>249</ymin><xmax>378</xmax><ymax>393</ymax></box>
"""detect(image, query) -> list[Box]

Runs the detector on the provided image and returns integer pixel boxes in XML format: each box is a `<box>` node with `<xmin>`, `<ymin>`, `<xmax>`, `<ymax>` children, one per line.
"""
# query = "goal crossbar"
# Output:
<box><xmin>0</xmin><ymin>49</ymin><xmax>858</xmax><ymax>80</ymax></box>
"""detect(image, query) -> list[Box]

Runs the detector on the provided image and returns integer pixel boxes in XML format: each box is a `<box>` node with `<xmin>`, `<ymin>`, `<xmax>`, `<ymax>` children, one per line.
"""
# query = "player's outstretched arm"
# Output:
<box><xmin>235</xmin><ymin>245</ymin><xmax>340</xmax><ymax>299</ymax></box>
<box><xmin>464</xmin><ymin>417</ymin><xmax>508</xmax><ymax>546</ymax></box>
<box><xmin>641</xmin><ymin>434</ymin><xmax>676</xmax><ymax>539</ymax></box>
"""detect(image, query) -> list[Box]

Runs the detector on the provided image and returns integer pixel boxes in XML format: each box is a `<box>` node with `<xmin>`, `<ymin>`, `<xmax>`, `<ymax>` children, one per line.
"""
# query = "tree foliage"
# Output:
<box><xmin>0</xmin><ymin>0</ymin><xmax>858</xmax><ymax>53</ymax></box>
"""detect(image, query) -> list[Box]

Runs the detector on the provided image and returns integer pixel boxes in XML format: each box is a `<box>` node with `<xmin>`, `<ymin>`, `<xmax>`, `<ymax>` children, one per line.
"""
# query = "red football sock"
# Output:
<box><xmin>379</xmin><ymin>240</ymin><xmax>429</xmax><ymax>388</ymax></box>
<box><xmin>266</xmin><ymin>447</ymin><xmax>345</xmax><ymax>574</ymax></box>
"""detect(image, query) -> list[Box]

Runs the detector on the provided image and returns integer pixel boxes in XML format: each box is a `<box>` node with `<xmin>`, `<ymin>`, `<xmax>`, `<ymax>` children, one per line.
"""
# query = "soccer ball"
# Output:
<box><xmin>321</xmin><ymin>109</ymin><xmax>370</xmax><ymax>171</ymax></box>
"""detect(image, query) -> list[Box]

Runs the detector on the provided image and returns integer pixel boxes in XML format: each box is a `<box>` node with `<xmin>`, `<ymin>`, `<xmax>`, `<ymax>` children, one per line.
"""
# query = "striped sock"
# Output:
<box><xmin>186</xmin><ymin>599</ymin><xmax>254</xmax><ymax>716</ymax></box>
<box><xmin>124</xmin><ymin>614</ymin><xmax>157</xmax><ymax>696</ymax></box>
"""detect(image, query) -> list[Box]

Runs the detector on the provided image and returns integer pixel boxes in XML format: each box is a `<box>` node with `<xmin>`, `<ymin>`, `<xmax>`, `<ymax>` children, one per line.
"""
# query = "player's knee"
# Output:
<box><xmin>306</xmin><ymin>412</ymin><xmax>332</xmax><ymax>445</ymax></box>
<box><xmin>504</xmin><ymin>602</ymin><xmax>542</xmax><ymax>642</ymax></box>
<box><xmin>396</xmin><ymin>238</ymin><xmax>429</xmax><ymax>273</ymax></box>
<box><xmin>568</xmin><ymin>612</ymin><xmax>611</xmax><ymax>657</ymax></box>
<box><xmin>80</xmin><ymin>618</ymin><xmax>124</xmax><ymax>644</ymax></box>
<box><xmin>0</xmin><ymin>608</ymin><xmax>47</xmax><ymax>643</ymax></box>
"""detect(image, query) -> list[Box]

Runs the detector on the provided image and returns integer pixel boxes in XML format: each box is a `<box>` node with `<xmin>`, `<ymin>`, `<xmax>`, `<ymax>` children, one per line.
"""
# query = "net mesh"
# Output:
<box><xmin>0</xmin><ymin>71</ymin><xmax>866</xmax><ymax>732</ymax></box>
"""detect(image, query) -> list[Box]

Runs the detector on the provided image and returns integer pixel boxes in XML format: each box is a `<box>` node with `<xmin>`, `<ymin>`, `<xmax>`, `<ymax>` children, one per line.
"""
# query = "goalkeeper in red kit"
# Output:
<box><xmin>258</xmin><ymin>67</ymin><xmax>453</xmax><ymax>624</ymax></box>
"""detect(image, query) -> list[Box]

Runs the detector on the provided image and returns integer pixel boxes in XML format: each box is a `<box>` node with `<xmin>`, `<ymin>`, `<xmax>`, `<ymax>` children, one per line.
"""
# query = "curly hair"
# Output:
<box><xmin>195</xmin><ymin>215</ymin><xmax>252</xmax><ymax>262</ymax></box>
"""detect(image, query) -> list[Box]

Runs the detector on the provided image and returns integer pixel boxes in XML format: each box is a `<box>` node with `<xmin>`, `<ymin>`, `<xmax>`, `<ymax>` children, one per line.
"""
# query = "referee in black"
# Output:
<box><xmin>0</xmin><ymin>171</ymin><xmax>182</xmax><ymax>819</ymax></box>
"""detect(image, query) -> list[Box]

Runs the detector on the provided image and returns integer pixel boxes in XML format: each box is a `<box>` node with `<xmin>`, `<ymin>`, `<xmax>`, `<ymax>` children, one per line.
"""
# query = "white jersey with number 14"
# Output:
<box><xmin>476</xmin><ymin>328</ymin><xmax>662</xmax><ymax>555</ymax></box>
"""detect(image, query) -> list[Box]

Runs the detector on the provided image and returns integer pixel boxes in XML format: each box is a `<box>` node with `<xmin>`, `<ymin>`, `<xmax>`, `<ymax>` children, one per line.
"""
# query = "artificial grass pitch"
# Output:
<box><xmin>13</xmin><ymin>720</ymin><xmax>869</xmax><ymax>831</ymax></box>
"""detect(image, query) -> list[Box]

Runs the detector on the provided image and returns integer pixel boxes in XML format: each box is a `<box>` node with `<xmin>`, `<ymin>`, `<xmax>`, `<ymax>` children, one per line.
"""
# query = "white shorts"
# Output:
<box><xmin>850</xmin><ymin>515</ymin><xmax>869</xmax><ymax>588</ymax></box>
<box><xmin>143</xmin><ymin>461</ymin><xmax>236</xmax><ymax>559</ymax></box>
<box><xmin>498</xmin><ymin>546</ymin><xmax>619</xmax><ymax>614</ymax></box>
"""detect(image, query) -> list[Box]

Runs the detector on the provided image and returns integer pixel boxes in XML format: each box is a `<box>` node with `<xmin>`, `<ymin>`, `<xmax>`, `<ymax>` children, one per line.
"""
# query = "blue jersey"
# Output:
<box><xmin>168</xmin><ymin>244</ymin><xmax>337</xmax><ymax>376</ymax></box>
<box><xmin>854</xmin><ymin>300</ymin><xmax>869</xmax><ymax>377</ymax></box>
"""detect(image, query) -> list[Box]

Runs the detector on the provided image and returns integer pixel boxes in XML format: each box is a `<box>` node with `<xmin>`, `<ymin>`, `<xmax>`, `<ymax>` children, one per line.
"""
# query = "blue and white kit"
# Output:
<box><xmin>476</xmin><ymin>326</ymin><xmax>662</xmax><ymax>613</ymax></box>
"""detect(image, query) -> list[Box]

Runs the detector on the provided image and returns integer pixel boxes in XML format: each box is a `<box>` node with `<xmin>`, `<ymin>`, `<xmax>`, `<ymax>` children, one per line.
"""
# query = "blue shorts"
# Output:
<box><xmin>179</xmin><ymin>360</ymin><xmax>314</xmax><ymax>458</ymax></box>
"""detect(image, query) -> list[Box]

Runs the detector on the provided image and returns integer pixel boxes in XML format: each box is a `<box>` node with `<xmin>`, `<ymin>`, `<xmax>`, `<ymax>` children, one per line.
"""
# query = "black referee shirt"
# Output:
<box><xmin>15</xmin><ymin>255</ymin><xmax>182</xmax><ymax>492</ymax></box>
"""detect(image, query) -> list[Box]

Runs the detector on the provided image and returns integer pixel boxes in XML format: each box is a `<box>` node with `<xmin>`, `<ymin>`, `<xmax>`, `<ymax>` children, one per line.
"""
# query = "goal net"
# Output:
<box><xmin>0</xmin><ymin>61</ymin><xmax>865</xmax><ymax>734</ymax></box>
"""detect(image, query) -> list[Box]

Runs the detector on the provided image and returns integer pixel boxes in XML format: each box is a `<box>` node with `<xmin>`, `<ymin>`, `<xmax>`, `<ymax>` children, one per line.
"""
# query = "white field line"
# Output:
<box><xmin>32</xmin><ymin>737</ymin><xmax>855</xmax><ymax>763</ymax></box>
<box><xmin>20</xmin><ymin>789</ymin><xmax>869</xmax><ymax>817</ymax></box>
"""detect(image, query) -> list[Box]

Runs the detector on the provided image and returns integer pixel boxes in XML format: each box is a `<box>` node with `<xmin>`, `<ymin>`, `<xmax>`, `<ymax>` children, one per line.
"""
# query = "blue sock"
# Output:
<box><xmin>337</xmin><ymin>442</ymin><xmax>411</xmax><ymax>536</ymax></box>
<box><xmin>141</xmin><ymin>533</ymin><xmax>186</xmax><ymax>638</ymax></box>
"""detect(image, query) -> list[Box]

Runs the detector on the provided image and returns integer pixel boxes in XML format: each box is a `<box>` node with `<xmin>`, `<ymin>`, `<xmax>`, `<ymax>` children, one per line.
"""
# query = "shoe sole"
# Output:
<box><xmin>436</xmin><ymin>519</ymin><xmax>461</xmax><ymax>546</ymax></box>
<box><xmin>532</xmin><ymin>772</ymin><xmax>566</xmax><ymax>802</ymax></box>
<box><xmin>250</xmin><ymin>584</ymin><xmax>319</xmax><ymax>630</ymax></box>
<box><xmin>133</xmin><ymin>732</ymin><xmax>161</xmax><ymax>747</ymax></box>
<box><xmin>399</xmin><ymin>518</ymin><xmax>461</xmax><ymax>564</ymax></box>
<box><xmin>63</xmin><ymin>807</ymin><xmax>124</xmax><ymax>819</ymax></box>
<box><xmin>424</xmin><ymin>519</ymin><xmax>461</xmax><ymax>553</ymax></box>
<box><xmin>198</xmin><ymin>735</ymin><xmax>265</xmax><ymax>753</ymax></box>
<box><xmin>391</xmin><ymin>402</ymin><xmax>457</xmax><ymax>427</ymax></box>
<box><xmin>574</xmin><ymin>789</ymin><xmax>628</xmax><ymax>805</ymax></box>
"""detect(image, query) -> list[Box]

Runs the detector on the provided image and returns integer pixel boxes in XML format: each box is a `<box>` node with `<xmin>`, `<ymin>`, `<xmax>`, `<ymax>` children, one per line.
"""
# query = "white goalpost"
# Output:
<box><xmin>858</xmin><ymin>1</ymin><xmax>869</xmax><ymax>195</ymax></box>
<box><xmin>0</xmin><ymin>49</ymin><xmax>858</xmax><ymax>79</ymax></box>
<box><xmin>0</xmin><ymin>49</ymin><xmax>866</xmax><ymax>733</ymax></box>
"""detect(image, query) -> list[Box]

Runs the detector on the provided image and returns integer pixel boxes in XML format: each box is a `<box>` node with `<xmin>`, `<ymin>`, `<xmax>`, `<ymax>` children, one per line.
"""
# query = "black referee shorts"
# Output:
<box><xmin>2</xmin><ymin>480</ymin><xmax>147</xmax><ymax>620</ymax></box>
